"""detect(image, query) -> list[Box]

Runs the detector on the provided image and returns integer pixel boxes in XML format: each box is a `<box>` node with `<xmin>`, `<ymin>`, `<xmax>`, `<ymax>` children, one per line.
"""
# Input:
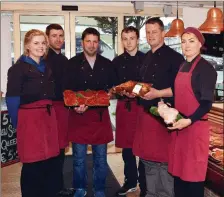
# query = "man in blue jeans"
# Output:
<box><xmin>64</xmin><ymin>27</ymin><xmax>117</xmax><ymax>197</ymax></box>
<box><xmin>72</xmin><ymin>144</ymin><xmax>108</xmax><ymax>196</ymax></box>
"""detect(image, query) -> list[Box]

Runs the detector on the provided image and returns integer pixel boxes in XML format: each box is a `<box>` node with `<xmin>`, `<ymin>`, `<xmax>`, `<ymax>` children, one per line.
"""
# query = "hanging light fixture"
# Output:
<box><xmin>198</xmin><ymin>1</ymin><xmax>223</xmax><ymax>34</ymax></box>
<box><xmin>165</xmin><ymin>1</ymin><xmax>185</xmax><ymax>37</ymax></box>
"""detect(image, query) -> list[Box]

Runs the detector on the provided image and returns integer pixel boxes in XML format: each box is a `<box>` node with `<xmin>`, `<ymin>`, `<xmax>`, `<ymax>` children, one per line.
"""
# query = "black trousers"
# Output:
<box><xmin>58</xmin><ymin>149</ymin><xmax>66</xmax><ymax>190</ymax></box>
<box><xmin>174</xmin><ymin>176</ymin><xmax>204</xmax><ymax>197</ymax></box>
<box><xmin>20</xmin><ymin>156</ymin><xmax>61</xmax><ymax>197</ymax></box>
<box><xmin>122</xmin><ymin>148</ymin><xmax>146</xmax><ymax>191</ymax></box>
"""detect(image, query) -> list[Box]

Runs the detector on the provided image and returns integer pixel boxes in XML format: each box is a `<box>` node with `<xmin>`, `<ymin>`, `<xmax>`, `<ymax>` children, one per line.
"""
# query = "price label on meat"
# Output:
<box><xmin>132</xmin><ymin>84</ymin><xmax>142</xmax><ymax>94</ymax></box>
<box><xmin>1</xmin><ymin>112</ymin><xmax>19</xmax><ymax>167</ymax></box>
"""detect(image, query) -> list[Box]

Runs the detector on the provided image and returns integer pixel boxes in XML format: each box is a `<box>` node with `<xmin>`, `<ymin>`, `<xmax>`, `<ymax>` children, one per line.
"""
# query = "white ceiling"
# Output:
<box><xmin>2</xmin><ymin>1</ymin><xmax>224</xmax><ymax>8</ymax></box>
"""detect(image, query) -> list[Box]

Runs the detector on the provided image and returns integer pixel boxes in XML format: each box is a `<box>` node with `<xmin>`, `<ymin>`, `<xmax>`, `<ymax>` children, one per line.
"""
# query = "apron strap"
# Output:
<box><xmin>189</xmin><ymin>55</ymin><xmax>201</xmax><ymax>73</ymax></box>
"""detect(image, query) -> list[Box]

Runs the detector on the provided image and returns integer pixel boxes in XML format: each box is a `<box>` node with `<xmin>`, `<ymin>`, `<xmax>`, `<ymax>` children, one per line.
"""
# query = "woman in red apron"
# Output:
<box><xmin>168</xmin><ymin>27</ymin><xmax>217</xmax><ymax>197</ymax></box>
<box><xmin>6</xmin><ymin>29</ymin><xmax>60</xmax><ymax>197</ymax></box>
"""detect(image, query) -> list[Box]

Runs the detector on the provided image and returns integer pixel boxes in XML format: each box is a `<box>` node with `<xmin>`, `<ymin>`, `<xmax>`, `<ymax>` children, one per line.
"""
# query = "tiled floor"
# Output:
<box><xmin>1</xmin><ymin>153</ymin><xmax>141</xmax><ymax>197</ymax></box>
<box><xmin>1</xmin><ymin>152</ymin><xmax>220</xmax><ymax>197</ymax></box>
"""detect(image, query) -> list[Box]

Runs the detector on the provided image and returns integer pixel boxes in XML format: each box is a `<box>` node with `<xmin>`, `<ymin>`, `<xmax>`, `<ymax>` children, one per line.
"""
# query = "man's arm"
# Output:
<box><xmin>141</xmin><ymin>87</ymin><xmax>173</xmax><ymax>100</ymax></box>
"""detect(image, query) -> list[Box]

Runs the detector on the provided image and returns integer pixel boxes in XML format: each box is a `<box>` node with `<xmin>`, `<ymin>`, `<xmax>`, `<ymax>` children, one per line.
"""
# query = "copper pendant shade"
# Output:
<box><xmin>198</xmin><ymin>6</ymin><xmax>223</xmax><ymax>34</ymax></box>
<box><xmin>165</xmin><ymin>18</ymin><xmax>185</xmax><ymax>37</ymax></box>
<box><xmin>165</xmin><ymin>1</ymin><xmax>185</xmax><ymax>37</ymax></box>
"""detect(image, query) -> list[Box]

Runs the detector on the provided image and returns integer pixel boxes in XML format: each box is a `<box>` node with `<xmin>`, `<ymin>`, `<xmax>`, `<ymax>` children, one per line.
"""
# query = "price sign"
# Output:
<box><xmin>1</xmin><ymin>111</ymin><xmax>19</xmax><ymax>167</ymax></box>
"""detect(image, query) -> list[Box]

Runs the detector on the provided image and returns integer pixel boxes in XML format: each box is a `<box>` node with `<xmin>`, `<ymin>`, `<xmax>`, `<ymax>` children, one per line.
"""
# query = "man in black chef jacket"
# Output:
<box><xmin>46</xmin><ymin>24</ymin><xmax>75</xmax><ymax>197</ymax></box>
<box><xmin>64</xmin><ymin>27</ymin><xmax>117</xmax><ymax>197</ymax></box>
<box><xmin>132</xmin><ymin>17</ymin><xmax>184</xmax><ymax>197</ymax></box>
<box><xmin>112</xmin><ymin>26</ymin><xmax>146</xmax><ymax>196</ymax></box>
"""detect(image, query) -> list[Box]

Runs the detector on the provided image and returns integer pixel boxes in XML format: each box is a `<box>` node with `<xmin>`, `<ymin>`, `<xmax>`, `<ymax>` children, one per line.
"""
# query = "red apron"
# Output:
<box><xmin>53</xmin><ymin>101</ymin><xmax>69</xmax><ymax>149</ymax></box>
<box><xmin>68</xmin><ymin>108</ymin><xmax>113</xmax><ymax>145</ymax></box>
<box><xmin>17</xmin><ymin>99</ymin><xmax>60</xmax><ymax>163</ymax></box>
<box><xmin>133</xmin><ymin>106</ymin><xmax>171</xmax><ymax>162</ymax></box>
<box><xmin>115</xmin><ymin>99</ymin><xmax>140</xmax><ymax>148</ymax></box>
<box><xmin>168</xmin><ymin>56</ymin><xmax>209</xmax><ymax>182</ymax></box>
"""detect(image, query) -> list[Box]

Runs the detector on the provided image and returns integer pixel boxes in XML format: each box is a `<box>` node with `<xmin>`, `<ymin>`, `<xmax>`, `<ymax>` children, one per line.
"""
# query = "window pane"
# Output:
<box><xmin>75</xmin><ymin>16</ymin><xmax>118</xmax><ymax>60</ymax></box>
<box><xmin>1</xmin><ymin>12</ymin><xmax>14</xmax><ymax>64</ymax></box>
<box><xmin>124</xmin><ymin>16</ymin><xmax>150</xmax><ymax>53</ymax></box>
<box><xmin>19</xmin><ymin>15</ymin><xmax>65</xmax><ymax>55</ymax></box>
<box><xmin>162</xmin><ymin>16</ymin><xmax>182</xmax><ymax>54</ymax></box>
<box><xmin>1</xmin><ymin>12</ymin><xmax>13</xmax><ymax>97</ymax></box>
<box><xmin>124</xmin><ymin>16</ymin><xmax>183</xmax><ymax>54</ymax></box>
<box><xmin>202</xmin><ymin>55</ymin><xmax>223</xmax><ymax>101</ymax></box>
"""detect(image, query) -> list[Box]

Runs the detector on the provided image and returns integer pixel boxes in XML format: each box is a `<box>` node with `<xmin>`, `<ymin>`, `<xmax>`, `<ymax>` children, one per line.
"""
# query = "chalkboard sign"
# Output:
<box><xmin>1</xmin><ymin>111</ymin><xmax>19</xmax><ymax>167</ymax></box>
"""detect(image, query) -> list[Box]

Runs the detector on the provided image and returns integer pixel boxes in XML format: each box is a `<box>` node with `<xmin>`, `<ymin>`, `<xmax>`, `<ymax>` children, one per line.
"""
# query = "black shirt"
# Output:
<box><xmin>179</xmin><ymin>55</ymin><xmax>217</xmax><ymax>123</ymax></box>
<box><xmin>112</xmin><ymin>50</ymin><xmax>145</xmax><ymax>85</ymax></box>
<box><xmin>139</xmin><ymin>44</ymin><xmax>184</xmax><ymax>108</ymax></box>
<box><xmin>180</xmin><ymin>55</ymin><xmax>217</xmax><ymax>102</ymax></box>
<box><xmin>64</xmin><ymin>52</ymin><xmax>117</xmax><ymax>92</ymax></box>
<box><xmin>46</xmin><ymin>48</ymin><xmax>68</xmax><ymax>101</ymax></box>
<box><xmin>6</xmin><ymin>60</ymin><xmax>55</xmax><ymax>105</ymax></box>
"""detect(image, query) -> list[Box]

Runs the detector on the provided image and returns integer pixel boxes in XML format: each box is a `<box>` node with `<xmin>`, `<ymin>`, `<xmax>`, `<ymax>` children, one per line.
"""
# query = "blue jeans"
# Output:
<box><xmin>72</xmin><ymin>143</ymin><xmax>108</xmax><ymax>191</ymax></box>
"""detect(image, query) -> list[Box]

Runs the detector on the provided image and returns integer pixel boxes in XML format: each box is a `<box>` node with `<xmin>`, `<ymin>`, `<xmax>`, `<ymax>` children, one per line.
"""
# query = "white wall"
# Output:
<box><xmin>1</xmin><ymin>15</ymin><xmax>12</xmax><ymax>96</ymax></box>
<box><xmin>183</xmin><ymin>7</ymin><xmax>209</xmax><ymax>28</ymax></box>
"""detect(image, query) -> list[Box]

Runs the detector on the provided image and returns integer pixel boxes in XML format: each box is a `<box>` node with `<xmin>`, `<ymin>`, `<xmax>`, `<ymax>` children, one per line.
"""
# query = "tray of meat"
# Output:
<box><xmin>110</xmin><ymin>80</ymin><xmax>152</xmax><ymax>97</ymax></box>
<box><xmin>149</xmin><ymin>101</ymin><xmax>184</xmax><ymax>130</ymax></box>
<box><xmin>63</xmin><ymin>89</ymin><xmax>110</xmax><ymax>107</ymax></box>
<box><xmin>209</xmin><ymin>148</ymin><xmax>224</xmax><ymax>165</ymax></box>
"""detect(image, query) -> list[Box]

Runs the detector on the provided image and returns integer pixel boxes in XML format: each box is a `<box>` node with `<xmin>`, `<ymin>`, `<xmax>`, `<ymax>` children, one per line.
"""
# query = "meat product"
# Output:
<box><xmin>210</xmin><ymin>136</ymin><xmax>224</xmax><ymax>146</ymax></box>
<box><xmin>211</xmin><ymin>148</ymin><xmax>223</xmax><ymax>162</ymax></box>
<box><xmin>111</xmin><ymin>80</ymin><xmax>152</xmax><ymax>96</ymax></box>
<box><xmin>63</xmin><ymin>89</ymin><xmax>110</xmax><ymax>107</ymax></box>
<box><xmin>157</xmin><ymin>102</ymin><xmax>179</xmax><ymax>124</ymax></box>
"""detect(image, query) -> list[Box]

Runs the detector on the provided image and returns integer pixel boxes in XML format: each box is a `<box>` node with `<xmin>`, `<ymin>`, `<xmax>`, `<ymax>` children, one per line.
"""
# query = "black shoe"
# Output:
<box><xmin>57</xmin><ymin>188</ymin><xmax>76</xmax><ymax>196</ymax></box>
<box><xmin>116</xmin><ymin>185</ymin><xmax>137</xmax><ymax>196</ymax></box>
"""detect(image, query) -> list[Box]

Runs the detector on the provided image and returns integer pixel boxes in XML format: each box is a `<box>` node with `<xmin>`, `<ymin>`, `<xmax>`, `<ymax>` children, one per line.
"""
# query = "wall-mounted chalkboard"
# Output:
<box><xmin>1</xmin><ymin>111</ymin><xmax>19</xmax><ymax>167</ymax></box>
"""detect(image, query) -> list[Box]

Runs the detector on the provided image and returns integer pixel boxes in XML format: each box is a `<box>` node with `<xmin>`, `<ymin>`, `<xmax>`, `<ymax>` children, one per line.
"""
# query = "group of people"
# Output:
<box><xmin>6</xmin><ymin>17</ymin><xmax>217</xmax><ymax>197</ymax></box>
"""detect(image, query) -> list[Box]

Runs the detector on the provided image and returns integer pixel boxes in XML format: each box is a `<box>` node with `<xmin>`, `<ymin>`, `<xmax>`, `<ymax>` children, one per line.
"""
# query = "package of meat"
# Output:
<box><xmin>209</xmin><ymin>148</ymin><xmax>224</xmax><ymax>166</ymax></box>
<box><xmin>110</xmin><ymin>80</ymin><xmax>152</xmax><ymax>97</ymax></box>
<box><xmin>63</xmin><ymin>89</ymin><xmax>110</xmax><ymax>107</ymax></box>
<box><xmin>149</xmin><ymin>101</ymin><xmax>184</xmax><ymax>127</ymax></box>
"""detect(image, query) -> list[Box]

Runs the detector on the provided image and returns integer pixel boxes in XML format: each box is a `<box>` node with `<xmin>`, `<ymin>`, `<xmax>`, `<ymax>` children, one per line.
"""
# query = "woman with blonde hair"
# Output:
<box><xmin>6</xmin><ymin>29</ymin><xmax>60</xmax><ymax>197</ymax></box>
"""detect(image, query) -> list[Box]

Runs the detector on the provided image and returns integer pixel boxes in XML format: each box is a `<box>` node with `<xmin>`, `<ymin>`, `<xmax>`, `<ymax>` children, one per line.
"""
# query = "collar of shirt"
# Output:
<box><xmin>80</xmin><ymin>52</ymin><xmax>99</xmax><ymax>64</ymax></box>
<box><xmin>48</xmin><ymin>47</ymin><xmax>61</xmax><ymax>56</ymax></box>
<box><xmin>123</xmin><ymin>50</ymin><xmax>143</xmax><ymax>59</ymax></box>
<box><xmin>19</xmin><ymin>55</ymin><xmax>46</xmax><ymax>73</ymax></box>
<box><xmin>147</xmin><ymin>43</ymin><xmax>167</xmax><ymax>57</ymax></box>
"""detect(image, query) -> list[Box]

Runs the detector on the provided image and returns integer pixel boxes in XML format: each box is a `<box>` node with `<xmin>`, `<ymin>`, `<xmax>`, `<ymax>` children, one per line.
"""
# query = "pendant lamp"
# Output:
<box><xmin>165</xmin><ymin>1</ymin><xmax>185</xmax><ymax>37</ymax></box>
<box><xmin>198</xmin><ymin>1</ymin><xmax>223</xmax><ymax>34</ymax></box>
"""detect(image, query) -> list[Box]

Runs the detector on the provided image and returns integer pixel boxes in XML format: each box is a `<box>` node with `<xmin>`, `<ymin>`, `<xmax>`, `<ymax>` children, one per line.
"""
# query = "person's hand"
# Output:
<box><xmin>167</xmin><ymin>118</ymin><xmax>192</xmax><ymax>130</ymax></box>
<box><xmin>107</xmin><ymin>91</ymin><xmax>113</xmax><ymax>99</ymax></box>
<box><xmin>123</xmin><ymin>90</ymin><xmax>136</xmax><ymax>98</ymax></box>
<box><xmin>74</xmin><ymin>104</ymin><xmax>88</xmax><ymax>114</ymax></box>
<box><xmin>141</xmin><ymin>87</ymin><xmax>161</xmax><ymax>100</ymax></box>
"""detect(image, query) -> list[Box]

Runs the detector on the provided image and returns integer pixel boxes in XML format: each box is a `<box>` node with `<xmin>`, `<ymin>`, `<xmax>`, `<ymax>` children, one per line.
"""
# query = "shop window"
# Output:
<box><xmin>75</xmin><ymin>16</ymin><xmax>118</xmax><ymax>60</ymax></box>
<box><xmin>19</xmin><ymin>15</ymin><xmax>65</xmax><ymax>56</ymax></box>
<box><xmin>124</xmin><ymin>16</ymin><xmax>182</xmax><ymax>54</ymax></box>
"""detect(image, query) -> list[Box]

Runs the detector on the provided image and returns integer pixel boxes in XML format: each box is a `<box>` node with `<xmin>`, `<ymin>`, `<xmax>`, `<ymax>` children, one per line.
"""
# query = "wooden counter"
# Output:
<box><xmin>208</xmin><ymin>103</ymin><xmax>224</xmax><ymax>125</ymax></box>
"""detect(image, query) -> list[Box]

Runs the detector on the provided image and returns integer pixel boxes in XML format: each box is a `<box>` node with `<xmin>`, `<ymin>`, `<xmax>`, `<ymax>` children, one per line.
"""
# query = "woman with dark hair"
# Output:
<box><xmin>168</xmin><ymin>27</ymin><xmax>217</xmax><ymax>197</ymax></box>
<box><xmin>6</xmin><ymin>29</ymin><xmax>60</xmax><ymax>197</ymax></box>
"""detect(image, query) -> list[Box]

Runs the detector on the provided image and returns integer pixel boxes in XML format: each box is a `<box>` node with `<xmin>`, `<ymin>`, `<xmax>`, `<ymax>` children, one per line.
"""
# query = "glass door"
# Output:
<box><xmin>13</xmin><ymin>12</ymin><xmax>70</xmax><ymax>61</ymax></box>
<box><xmin>72</xmin><ymin>15</ymin><xmax>118</xmax><ymax>61</ymax></box>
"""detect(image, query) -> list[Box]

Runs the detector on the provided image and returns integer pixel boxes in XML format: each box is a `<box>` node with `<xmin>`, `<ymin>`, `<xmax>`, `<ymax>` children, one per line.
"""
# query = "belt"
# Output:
<box><xmin>20</xmin><ymin>104</ymin><xmax>52</xmax><ymax>116</ymax></box>
<box><xmin>75</xmin><ymin>107</ymin><xmax>105</xmax><ymax>122</ymax></box>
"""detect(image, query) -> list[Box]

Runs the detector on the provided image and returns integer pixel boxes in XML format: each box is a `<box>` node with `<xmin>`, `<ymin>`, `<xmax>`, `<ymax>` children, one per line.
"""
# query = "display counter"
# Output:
<box><xmin>206</xmin><ymin>103</ymin><xmax>224</xmax><ymax>196</ymax></box>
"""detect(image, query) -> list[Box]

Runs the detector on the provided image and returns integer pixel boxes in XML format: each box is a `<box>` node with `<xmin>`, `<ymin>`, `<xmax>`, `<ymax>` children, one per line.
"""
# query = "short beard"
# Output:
<box><xmin>83</xmin><ymin>49</ymin><xmax>97</xmax><ymax>57</ymax></box>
